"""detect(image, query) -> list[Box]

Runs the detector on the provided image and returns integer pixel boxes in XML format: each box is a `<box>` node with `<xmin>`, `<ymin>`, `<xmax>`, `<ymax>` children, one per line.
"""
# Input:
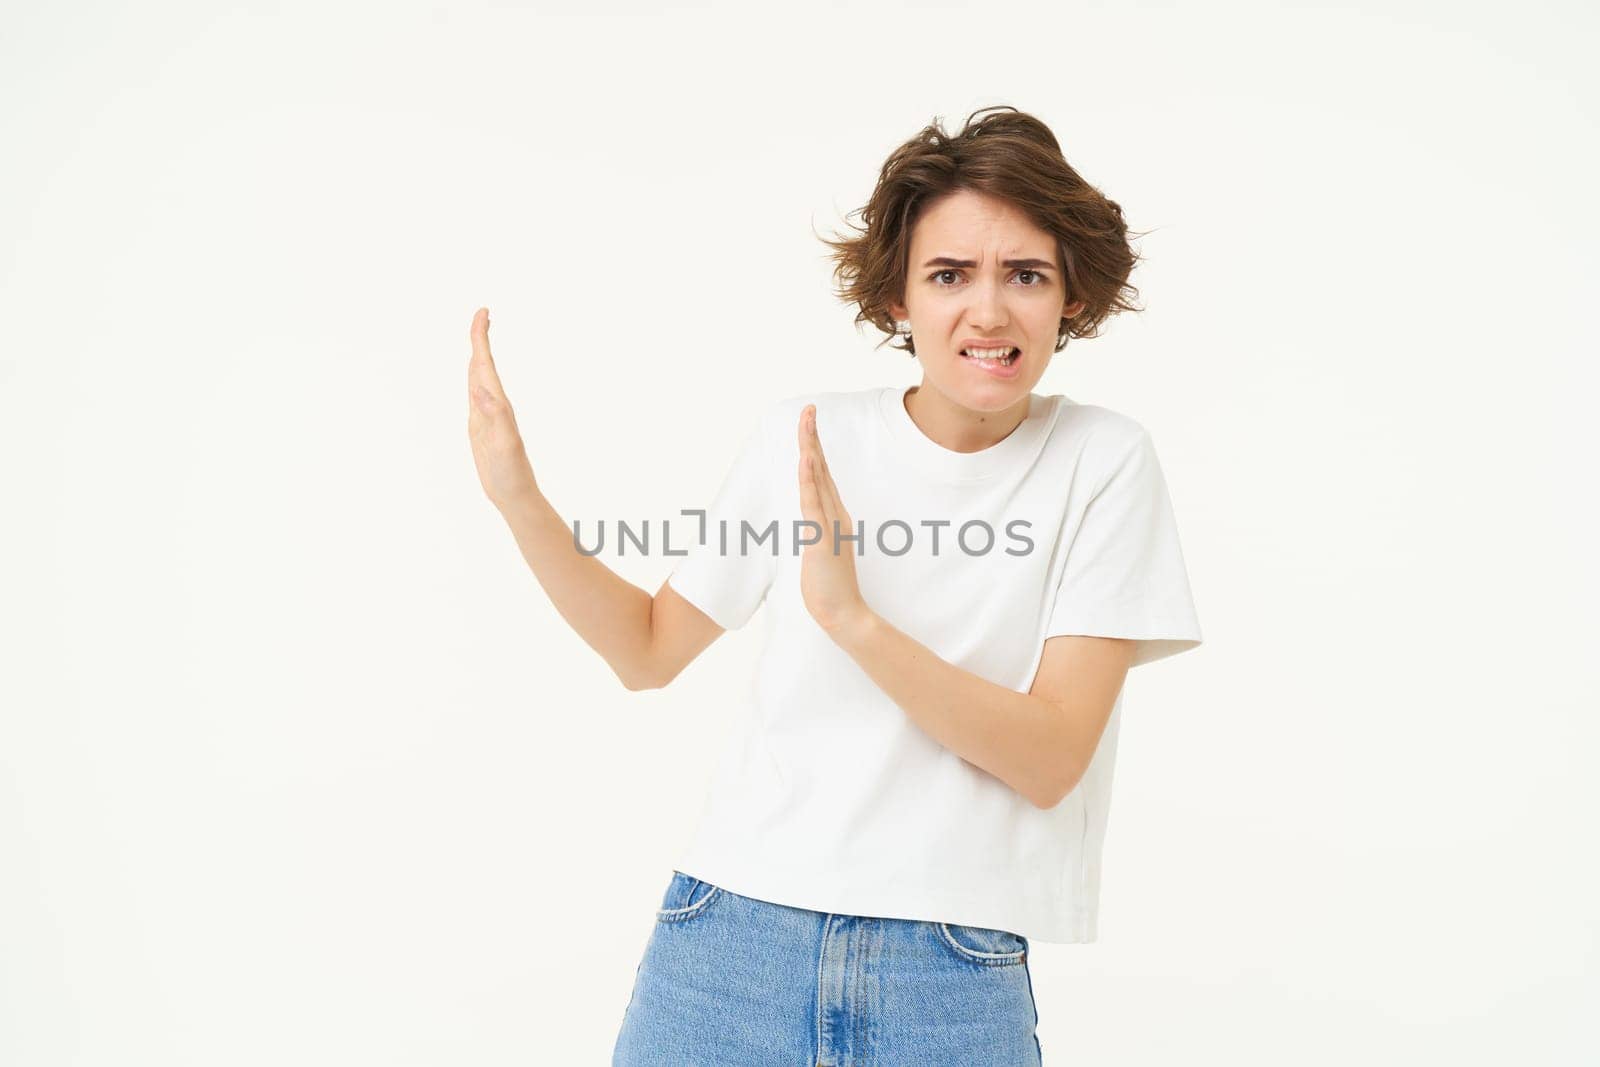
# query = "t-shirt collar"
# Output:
<box><xmin>876</xmin><ymin>383</ymin><xmax>1059</xmax><ymax>483</ymax></box>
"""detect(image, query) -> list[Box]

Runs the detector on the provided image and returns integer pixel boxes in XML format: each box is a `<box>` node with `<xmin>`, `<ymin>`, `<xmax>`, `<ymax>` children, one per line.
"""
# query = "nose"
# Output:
<box><xmin>967</xmin><ymin>276</ymin><xmax>1008</xmax><ymax>330</ymax></box>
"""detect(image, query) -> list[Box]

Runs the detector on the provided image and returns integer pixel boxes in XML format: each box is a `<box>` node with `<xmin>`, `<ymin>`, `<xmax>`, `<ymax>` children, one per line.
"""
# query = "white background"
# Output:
<box><xmin>3</xmin><ymin>1</ymin><xmax>1597</xmax><ymax>1063</ymax></box>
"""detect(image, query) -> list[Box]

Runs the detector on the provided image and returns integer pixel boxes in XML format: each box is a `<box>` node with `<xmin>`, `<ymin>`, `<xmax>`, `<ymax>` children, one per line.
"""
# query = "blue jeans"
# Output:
<box><xmin>612</xmin><ymin>870</ymin><xmax>1044</xmax><ymax>1065</ymax></box>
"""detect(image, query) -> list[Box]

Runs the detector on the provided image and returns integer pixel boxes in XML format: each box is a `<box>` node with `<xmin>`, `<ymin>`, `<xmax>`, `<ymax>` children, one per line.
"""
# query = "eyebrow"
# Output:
<box><xmin>922</xmin><ymin>256</ymin><xmax>1057</xmax><ymax>271</ymax></box>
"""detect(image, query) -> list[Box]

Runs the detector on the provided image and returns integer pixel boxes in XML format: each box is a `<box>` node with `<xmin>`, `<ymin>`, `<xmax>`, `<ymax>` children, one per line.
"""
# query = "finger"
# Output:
<box><xmin>797</xmin><ymin>453</ymin><xmax>829</xmax><ymax>536</ymax></box>
<box><xmin>809</xmin><ymin>406</ymin><xmax>835</xmax><ymax>483</ymax></box>
<box><xmin>796</xmin><ymin>406</ymin><xmax>812</xmax><ymax>455</ymax></box>
<box><xmin>798</xmin><ymin>407</ymin><xmax>836</xmax><ymax>528</ymax></box>
<box><xmin>811</xmin><ymin>474</ymin><xmax>844</xmax><ymax>556</ymax></box>
<box><xmin>807</xmin><ymin>407</ymin><xmax>848</xmax><ymax>527</ymax></box>
<box><xmin>823</xmin><ymin>474</ymin><xmax>848</xmax><ymax>532</ymax></box>
<box><xmin>467</xmin><ymin>308</ymin><xmax>515</xmax><ymax>424</ymax></box>
<box><xmin>796</xmin><ymin>407</ymin><xmax>816</xmax><ymax>483</ymax></box>
<box><xmin>468</xmin><ymin>306</ymin><xmax>492</xmax><ymax>363</ymax></box>
<box><xmin>468</xmin><ymin>307</ymin><xmax>508</xmax><ymax>394</ymax></box>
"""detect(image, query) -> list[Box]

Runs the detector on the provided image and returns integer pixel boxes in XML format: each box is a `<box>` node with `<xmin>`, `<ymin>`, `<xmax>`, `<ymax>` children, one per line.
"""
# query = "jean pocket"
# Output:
<box><xmin>654</xmin><ymin>870</ymin><xmax>724</xmax><ymax>924</ymax></box>
<box><xmin>936</xmin><ymin>921</ymin><xmax>1028</xmax><ymax>966</ymax></box>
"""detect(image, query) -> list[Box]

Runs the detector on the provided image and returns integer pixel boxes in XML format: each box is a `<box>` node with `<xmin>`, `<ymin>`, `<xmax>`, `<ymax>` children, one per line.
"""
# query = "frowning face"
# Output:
<box><xmin>888</xmin><ymin>188</ymin><xmax>1084</xmax><ymax>414</ymax></box>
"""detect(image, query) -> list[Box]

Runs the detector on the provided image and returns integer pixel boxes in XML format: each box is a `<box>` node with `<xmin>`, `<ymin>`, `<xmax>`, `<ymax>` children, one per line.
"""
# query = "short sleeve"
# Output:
<box><xmin>1043</xmin><ymin>428</ymin><xmax>1202</xmax><ymax>668</ymax></box>
<box><xmin>665</xmin><ymin>414</ymin><xmax>780</xmax><ymax>631</ymax></box>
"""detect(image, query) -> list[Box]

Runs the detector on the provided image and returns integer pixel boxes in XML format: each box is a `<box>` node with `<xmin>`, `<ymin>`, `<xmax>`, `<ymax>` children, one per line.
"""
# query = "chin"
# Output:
<box><xmin>936</xmin><ymin>362</ymin><xmax>1037</xmax><ymax>410</ymax></box>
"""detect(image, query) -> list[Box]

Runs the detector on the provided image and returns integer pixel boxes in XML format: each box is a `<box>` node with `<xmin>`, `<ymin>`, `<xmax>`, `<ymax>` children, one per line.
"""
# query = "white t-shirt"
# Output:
<box><xmin>664</xmin><ymin>383</ymin><xmax>1202</xmax><ymax>943</ymax></box>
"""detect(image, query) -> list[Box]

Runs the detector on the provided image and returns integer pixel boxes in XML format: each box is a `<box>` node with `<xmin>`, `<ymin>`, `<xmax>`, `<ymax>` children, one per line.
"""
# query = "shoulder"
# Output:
<box><xmin>1045</xmin><ymin>397</ymin><xmax>1161</xmax><ymax>485</ymax></box>
<box><xmin>1050</xmin><ymin>396</ymin><xmax>1150</xmax><ymax>449</ymax></box>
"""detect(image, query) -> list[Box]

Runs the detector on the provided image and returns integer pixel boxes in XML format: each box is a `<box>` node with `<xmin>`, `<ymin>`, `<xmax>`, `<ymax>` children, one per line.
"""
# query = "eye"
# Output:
<box><xmin>928</xmin><ymin>269</ymin><xmax>1049</xmax><ymax>287</ymax></box>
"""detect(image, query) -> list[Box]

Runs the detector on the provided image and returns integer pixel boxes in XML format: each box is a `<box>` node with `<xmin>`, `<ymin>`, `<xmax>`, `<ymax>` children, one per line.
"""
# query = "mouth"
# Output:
<box><xmin>960</xmin><ymin>345</ymin><xmax>1021</xmax><ymax>368</ymax></box>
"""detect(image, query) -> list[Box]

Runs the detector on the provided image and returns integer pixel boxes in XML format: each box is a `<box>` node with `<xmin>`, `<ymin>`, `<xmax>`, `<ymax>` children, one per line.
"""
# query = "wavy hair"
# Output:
<box><xmin>817</xmin><ymin>105</ymin><xmax>1144</xmax><ymax>357</ymax></box>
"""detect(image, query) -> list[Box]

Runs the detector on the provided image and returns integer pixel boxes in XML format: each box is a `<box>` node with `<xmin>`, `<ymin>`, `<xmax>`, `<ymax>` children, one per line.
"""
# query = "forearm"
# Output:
<box><xmin>496</xmin><ymin>491</ymin><xmax>659</xmax><ymax>689</ymax></box>
<box><xmin>828</xmin><ymin>610</ymin><xmax>1084</xmax><ymax>808</ymax></box>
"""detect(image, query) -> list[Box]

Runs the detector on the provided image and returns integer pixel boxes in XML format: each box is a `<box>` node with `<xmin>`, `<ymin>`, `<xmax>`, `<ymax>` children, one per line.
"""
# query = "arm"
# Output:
<box><xmin>494</xmin><ymin>493</ymin><xmax>726</xmax><ymax>690</ymax></box>
<box><xmin>792</xmin><ymin>401</ymin><xmax>1134</xmax><ymax>807</ymax></box>
<box><xmin>466</xmin><ymin>307</ymin><xmax>724</xmax><ymax>691</ymax></box>
<box><xmin>828</xmin><ymin>612</ymin><xmax>1135</xmax><ymax>808</ymax></box>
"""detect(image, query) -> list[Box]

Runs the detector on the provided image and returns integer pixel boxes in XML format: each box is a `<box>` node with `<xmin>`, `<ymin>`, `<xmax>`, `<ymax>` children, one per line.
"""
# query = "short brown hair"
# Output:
<box><xmin>817</xmin><ymin>105</ymin><xmax>1143</xmax><ymax>357</ymax></box>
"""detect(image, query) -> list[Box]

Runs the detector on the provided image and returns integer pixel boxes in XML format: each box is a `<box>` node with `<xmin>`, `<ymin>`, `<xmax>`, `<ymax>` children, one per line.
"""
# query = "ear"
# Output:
<box><xmin>888</xmin><ymin>299</ymin><xmax>908</xmax><ymax>321</ymax></box>
<box><xmin>1063</xmin><ymin>298</ymin><xmax>1086</xmax><ymax>318</ymax></box>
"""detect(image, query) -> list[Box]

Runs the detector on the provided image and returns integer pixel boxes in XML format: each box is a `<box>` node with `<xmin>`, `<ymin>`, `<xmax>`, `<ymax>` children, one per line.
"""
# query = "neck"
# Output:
<box><xmin>903</xmin><ymin>382</ymin><xmax>1032</xmax><ymax>454</ymax></box>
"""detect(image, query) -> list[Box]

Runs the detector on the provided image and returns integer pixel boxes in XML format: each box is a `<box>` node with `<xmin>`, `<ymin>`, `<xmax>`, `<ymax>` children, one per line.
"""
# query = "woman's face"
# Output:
<box><xmin>888</xmin><ymin>188</ymin><xmax>1084</xmax><ymax>413</ymax></box>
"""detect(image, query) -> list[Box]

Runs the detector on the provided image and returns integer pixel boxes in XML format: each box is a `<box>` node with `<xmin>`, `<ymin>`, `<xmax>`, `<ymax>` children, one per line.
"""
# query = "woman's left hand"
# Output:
<box><xmin>797</xmin><ymin>404</ymin><xmax>870</xmax><ymax>636</ymax></box>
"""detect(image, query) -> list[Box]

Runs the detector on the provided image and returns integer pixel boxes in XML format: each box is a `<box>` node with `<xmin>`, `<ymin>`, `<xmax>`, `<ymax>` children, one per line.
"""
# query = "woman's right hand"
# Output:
<box><xmin>466</xmin><ymin>307</ymin><xmax>540</xmax><ymax>512</ymax></box>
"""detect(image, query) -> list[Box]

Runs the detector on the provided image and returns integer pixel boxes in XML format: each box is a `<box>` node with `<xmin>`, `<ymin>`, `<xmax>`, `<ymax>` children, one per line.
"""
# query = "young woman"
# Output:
<box><xmin>466</xmin><ymin>105</ymin><xmax>1202</xmax><ymax>1065</ymax></box>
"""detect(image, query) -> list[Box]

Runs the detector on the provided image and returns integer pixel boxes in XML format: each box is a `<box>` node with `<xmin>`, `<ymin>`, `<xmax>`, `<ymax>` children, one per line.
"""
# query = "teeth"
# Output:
<box><xmin>963</xmin><ymin>346</ymin><xmax>1018</xmax><ymax>363</ymax></box>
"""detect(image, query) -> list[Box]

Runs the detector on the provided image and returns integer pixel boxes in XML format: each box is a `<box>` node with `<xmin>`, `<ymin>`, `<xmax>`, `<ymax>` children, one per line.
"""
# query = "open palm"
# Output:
<box><xmin>466</xmin><ymin>307</ymin><xmax>539</xmax><ymax>511</ymax></box>
<box><xmin>796</xmin><ymin>404</ymin><xmax>867</xmax><ymax>634</ymax></box>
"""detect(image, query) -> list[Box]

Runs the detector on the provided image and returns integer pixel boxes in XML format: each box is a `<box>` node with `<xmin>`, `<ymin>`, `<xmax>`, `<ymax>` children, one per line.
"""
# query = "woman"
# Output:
<box><xmin>466</xmin><ymin>105</ymin><xmax>1202</xmax><ymax>1065</ymax></box>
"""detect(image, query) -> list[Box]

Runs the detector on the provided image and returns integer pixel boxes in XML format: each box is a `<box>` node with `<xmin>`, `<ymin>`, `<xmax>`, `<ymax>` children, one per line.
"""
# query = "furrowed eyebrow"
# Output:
<box><xmin>922</xmin><ymin>256</ymin><xmax>1056</xmax><ymax>271</ymax></box>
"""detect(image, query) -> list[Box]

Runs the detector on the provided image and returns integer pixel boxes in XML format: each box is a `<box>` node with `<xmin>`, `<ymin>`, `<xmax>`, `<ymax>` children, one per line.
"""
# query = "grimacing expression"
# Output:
<box><xmin>889</xmin><ymin>189</ymin><xmax>1085</xmax><ymax>412</ymax></box>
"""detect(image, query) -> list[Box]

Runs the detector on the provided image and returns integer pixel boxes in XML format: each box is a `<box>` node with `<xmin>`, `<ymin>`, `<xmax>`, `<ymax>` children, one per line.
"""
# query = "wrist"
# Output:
<box><xmin>497</xmin><ymin>487</ymin><xmax>549</xmax><ymax>527</ymax></box>
<box><xmin>825</xmin><ymin>601</ymin><xmax>880</xmax><ymax>650</ymax></box>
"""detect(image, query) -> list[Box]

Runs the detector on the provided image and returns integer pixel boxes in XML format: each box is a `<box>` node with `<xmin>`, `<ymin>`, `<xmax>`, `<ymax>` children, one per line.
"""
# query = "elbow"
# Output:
<box><xmin>613</xmin><ymin>626</ymin><xmax>672</xmax><ymax>691</ymax></box>
<box><xmin>618</xmin><ymin>668</ymin><xmax>664</xmax><ymax>692</ymax></box>
<box><xmin>1032</xmin><ymin>770</ymin><xmax>1084</xmax><ymax>811</ymax></box>
<box><xmin>1030</xmin><ymin>731</ymin><xmax>1091</xmax><ymax>809</ymax></box>
<box><xmin>617</xmin><ymin>658</ymin><xmax>681</xmax><ymax>692</ymax></box>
